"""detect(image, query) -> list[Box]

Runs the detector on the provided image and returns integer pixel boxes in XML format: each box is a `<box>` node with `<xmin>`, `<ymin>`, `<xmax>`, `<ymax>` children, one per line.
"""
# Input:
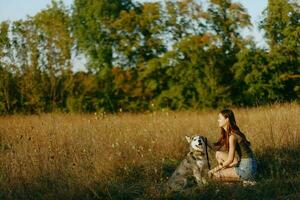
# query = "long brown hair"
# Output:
<box><xmin>214</xmin><ymin>109</ymin><xmax>250</xmax><ymax>151</ymax></box>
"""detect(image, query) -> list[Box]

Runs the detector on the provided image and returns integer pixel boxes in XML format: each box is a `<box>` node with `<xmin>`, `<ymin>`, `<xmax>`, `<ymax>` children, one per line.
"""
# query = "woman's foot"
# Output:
<box><xmin>242</xmin><ymin>180</ymin><xmax>257</xmax><ymax>186</ymax></box>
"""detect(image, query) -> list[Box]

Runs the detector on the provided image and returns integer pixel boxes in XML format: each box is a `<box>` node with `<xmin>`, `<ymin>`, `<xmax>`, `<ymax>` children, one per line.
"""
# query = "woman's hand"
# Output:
<box><xmin>208</xmin><ymin>165</ymin><xmax>223</xmax><ymax>178</ymax></box>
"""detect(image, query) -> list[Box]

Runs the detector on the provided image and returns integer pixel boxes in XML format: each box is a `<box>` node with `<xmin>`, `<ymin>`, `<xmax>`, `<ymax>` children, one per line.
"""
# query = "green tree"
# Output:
<box><xmin>260</xmin><ymin>0</ymin><xmax>300</xmax><ymax>101</ymax></box>
<box><xmin>8</xmin><ymin>1</ymin><xmax>73</xmax><ymax>113</ymax></box>
<box><xmin>133</xmin><ymin>0</ymin><xmax>206</xmax><ymax>110</ymax></box>
<box><xmin>233</xmin><ymin>44</ymin><xmax>270</xmax><ymax>105</ymax></box>
<box><xmin>72</xmin><ymin>0</ymin><xmax>133</xmax><ymax>71</ymax></box>
<box><xmin>0</xmin><ymin>22</ymin><xmax>19</xmax><ymax>113</ymax></box>
<box><xmin>164</xmin><ymin>0</ymin><xmax>205</xmax><ymax>43</ymax></box>
<box><xmin>197</xmin><ymin>0</ymin><xmax>252</xmax><ymax>107</ymax></box>
<box><xmin>111</xmin><ymin>2</ymin><xmax>166</xmax><ymax>67</ymax></box>
<box><xmin>11</xmin><ymin>20</ymin><xmax>45</xmax><ymax>113</ymax></box>
<box><xmin>66</xmin><ymin>71</ymin><xmax>99</xmax><ymax>112</ymax></box>
<box><xmin>72</xmin><ymin>0</ymin><xmax>133</xmax><ymax>112</ymax></box>
<box><xmin>33</xmin><ymin>0</ymin><xmax>74</xmax><ymax>111</ymax></box>
<box><xmin>206</xmin><ymin>0</ymin><xmax>251</xmax><ymax>83</ymax></box>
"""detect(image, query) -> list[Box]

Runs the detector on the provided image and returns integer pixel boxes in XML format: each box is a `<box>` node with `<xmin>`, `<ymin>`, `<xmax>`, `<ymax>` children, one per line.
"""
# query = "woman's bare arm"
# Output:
<box><xmin>208</xmin><ymin>135</ymin><xmax>237</xmax><ymax>175</ymax></box>
<box><xmin>220</xmin><ymin>135</ymin><xmax>237</xmax><ymax>168</ymax></box>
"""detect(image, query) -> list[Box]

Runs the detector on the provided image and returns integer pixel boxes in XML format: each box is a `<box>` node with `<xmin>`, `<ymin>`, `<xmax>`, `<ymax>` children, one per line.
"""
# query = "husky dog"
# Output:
<box><xmin>166</xmin><ymin>135</ymin><xmax>210</xmax><ymax>191</ymax></box>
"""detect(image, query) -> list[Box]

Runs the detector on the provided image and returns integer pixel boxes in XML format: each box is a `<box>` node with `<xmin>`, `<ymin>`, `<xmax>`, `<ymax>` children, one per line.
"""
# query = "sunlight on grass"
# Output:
<box><xmin>0</xmin><ymin>103</ymin><xmax>299</xmax><ymax>199</ymax></box>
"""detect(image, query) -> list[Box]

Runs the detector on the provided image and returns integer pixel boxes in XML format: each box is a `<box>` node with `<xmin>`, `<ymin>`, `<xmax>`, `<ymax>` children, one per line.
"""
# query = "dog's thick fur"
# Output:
<box><xmin>166</xmin><ymin>135</ymin><xmax>210</xmax><ymax>191</ymax></box>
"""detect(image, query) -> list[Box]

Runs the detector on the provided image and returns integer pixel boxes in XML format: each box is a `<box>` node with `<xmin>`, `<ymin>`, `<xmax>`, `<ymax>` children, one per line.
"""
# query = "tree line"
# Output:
<box><xmin>0</xmin><ymin>0</ymin><xmax>299</xmax><ymax>114</ymax></box>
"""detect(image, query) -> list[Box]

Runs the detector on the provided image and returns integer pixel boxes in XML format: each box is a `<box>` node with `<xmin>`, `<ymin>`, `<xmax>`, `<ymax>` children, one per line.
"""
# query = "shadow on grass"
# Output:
<box><xmin>1</xmin><ymin>146</ymin><xmax>300</xmax><ymax>200</ymax></box>
<box><xmin>256</xmin><ymin>145</ymin><xmax>300</xmax><ymax>180</ymax></box>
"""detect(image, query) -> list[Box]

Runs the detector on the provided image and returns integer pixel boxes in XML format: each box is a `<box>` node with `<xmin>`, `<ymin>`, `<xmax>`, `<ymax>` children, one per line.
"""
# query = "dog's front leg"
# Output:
<box><xmin>201</xmin><ymin>168</ymin><xmax>208</xmax><ymax>185</ymax></box>
<box><xmin>192</xmin><ymin>167</ymin><xmax>204</xmax><ymax>187</ymax></box>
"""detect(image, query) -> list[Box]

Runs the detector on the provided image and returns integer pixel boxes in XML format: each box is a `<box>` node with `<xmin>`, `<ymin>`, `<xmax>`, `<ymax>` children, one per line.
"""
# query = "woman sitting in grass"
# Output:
<box><xmin>207</xmin><ymin>109</ymin><xmax>257</xmax><ymax>184</ymax></box>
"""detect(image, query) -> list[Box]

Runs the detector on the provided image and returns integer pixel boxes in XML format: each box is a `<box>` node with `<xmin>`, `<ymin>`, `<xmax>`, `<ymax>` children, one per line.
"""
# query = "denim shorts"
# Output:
<box><xmin>235</xmin><ymin>158</ymin><xmax>257</xmax><ymax>180</ymax></box>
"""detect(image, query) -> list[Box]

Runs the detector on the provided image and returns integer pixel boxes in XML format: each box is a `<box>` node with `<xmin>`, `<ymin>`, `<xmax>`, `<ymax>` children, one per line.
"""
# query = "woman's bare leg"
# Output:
<box><xmin>212</xmin><ymin>151</ymin><xmax>241</xmax><ymax>181</ymax></box>
<box><xmin>215</xmin><ymin>151</ymin><xmax>240</xmax><ymax>167</ymax></box>
<box><xmin>212</xmin><ymin>167</ymin><xmax>241</xmax><ymax>181</ymax></box>
<box><xmin>215</xmin><ymin>151</ymin><xmax>226</xmax><ymax>165</ymax></box>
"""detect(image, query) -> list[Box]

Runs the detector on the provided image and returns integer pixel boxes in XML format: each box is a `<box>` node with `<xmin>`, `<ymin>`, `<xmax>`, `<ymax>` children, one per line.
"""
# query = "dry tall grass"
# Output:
<box><xmin>0</xmin><ymin>103</ymin><xmax>299</xmax><ymax>199</ymax></box>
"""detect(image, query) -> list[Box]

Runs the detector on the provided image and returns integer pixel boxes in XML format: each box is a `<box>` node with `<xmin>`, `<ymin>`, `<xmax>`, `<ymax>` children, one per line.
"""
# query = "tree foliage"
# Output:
<box><xmin>0</xmin><ymin>0</ymin><xmax>298</xmax><ymax>114</ymax></box>
<box><xmin>260</xmin><ymin>0</ymin><xmax>300</xmax><ymax>101</ymax></box>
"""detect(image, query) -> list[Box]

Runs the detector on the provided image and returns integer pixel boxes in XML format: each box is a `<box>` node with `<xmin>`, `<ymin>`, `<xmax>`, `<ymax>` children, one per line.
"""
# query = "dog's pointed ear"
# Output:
<box><xmin>185</xmin><ymin>136</ymin><xmax>192</xmax><ymax>143</ymax></box>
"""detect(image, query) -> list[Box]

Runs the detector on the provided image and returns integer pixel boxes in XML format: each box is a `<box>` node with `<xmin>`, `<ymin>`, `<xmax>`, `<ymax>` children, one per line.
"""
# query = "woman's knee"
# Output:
<box><xmin>215</xmin><ymin>151</ymin><xmax>222</xmax><ymax>160</ymax></box>
<box><xmin>233</xmin><ymin>154</ymin><xmax>240</xmax><ymax>163</ymax></box>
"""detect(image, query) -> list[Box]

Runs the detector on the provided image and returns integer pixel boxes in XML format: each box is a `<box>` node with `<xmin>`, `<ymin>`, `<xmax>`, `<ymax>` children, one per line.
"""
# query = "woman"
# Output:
<box><xmin>207</xmin><ymin>109</ymin><xmax>257</xmax><ymax>183</ymax></box>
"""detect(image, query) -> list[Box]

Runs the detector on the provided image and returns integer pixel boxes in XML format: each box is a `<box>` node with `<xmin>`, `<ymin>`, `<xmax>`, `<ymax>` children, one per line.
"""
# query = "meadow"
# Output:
<box><xmin>0</xmin><ymin>103</ymin><xmax>299</xmax><ymax>199</ymax></box>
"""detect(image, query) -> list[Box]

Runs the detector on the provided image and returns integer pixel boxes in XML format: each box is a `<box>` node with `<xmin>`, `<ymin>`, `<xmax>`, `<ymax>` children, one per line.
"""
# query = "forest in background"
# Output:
<box><xmin>0</xmin><ymin>0</ymin><xmax>299</xmax><ymax>114</ymax></box>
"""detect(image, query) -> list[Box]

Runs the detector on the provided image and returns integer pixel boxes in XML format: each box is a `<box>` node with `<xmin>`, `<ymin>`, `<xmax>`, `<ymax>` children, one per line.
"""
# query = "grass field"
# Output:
<box><xmin>0</xmin><ymin>103</ymin><xmax>299</xmax><ymax>199</ymax></box>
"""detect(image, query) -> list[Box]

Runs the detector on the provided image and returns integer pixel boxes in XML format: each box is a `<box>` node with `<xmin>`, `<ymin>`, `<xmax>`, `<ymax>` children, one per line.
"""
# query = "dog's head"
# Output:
<box><xmin>185</xmin><ymin>135</ymin><xmax>207</xmax><ymax>152</ymax></box>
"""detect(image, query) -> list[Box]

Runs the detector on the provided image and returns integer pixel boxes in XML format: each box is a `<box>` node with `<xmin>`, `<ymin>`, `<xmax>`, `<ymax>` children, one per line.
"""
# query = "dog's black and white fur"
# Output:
<box><xmin>166</xmin><ymin>135</ymin><xmax>210</xmax><ymax>191</ymax></box>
